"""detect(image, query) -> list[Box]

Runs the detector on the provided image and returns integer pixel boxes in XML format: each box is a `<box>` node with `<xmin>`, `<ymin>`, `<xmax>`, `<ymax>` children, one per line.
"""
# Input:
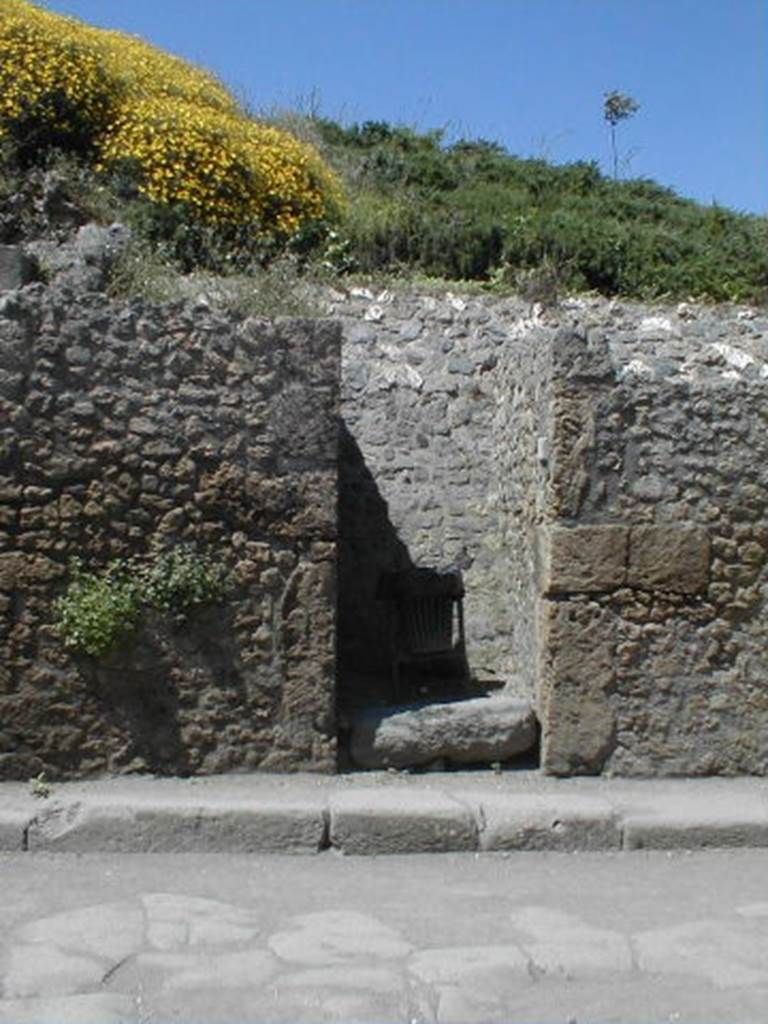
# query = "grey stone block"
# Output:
<box><xmin>0</xmin><ymin>245</ymin><xmax>34</xmax><ymax>290</ymax></box>
<box><xmin>478</xmin><ymin>794</ymin><xmax>621</xmax><ymax>851</ymax></box>
<box><xmin>538</xmin><ymin>600</ymin><xmax>616</xmax><ymax>776</ymax></box>
<box><xmin>26</xmin><ymin>799</ymin><xmax>327</xmax><ymax>853</ymax></box>
<box><xmin>350</xmin><ymin>696</ymin><xmax>537</xmax><ymax>770</ymax></box>
<box><xmin>0</xmin><ymin>808</ymin><xmax>31</xmax><ymax>851</ymax></box>
<box><xmin>329</xmin><ymin>788</ymin><xmax>478</xmax><ymax>854</ymax></box>
<box><xmin>623</xmin><ymin>810</ymin><xmax>768</xmax><ymax>850</ymax></box>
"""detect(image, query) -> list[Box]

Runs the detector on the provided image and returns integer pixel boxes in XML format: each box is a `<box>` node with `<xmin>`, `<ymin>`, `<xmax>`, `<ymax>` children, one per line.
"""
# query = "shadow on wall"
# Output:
<box><xmin>337</xmin><ymin>422</ymin><xmax>413</xmax><ymax>714</ymax></box>
<box><xmin>76</xmin><ymin>605</ymin><xmax>240</xmax><ymax>777</ymax></box>
<box><xmin>337</xmin><ymin>422</ymin><xmax>472</xmax><ymax>720</ymax></box>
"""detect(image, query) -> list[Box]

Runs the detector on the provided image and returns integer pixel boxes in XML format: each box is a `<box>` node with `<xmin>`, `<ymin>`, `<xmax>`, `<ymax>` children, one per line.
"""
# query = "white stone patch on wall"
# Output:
<box><xmin>710</xmin><ymin>341</ymin><xmax>757</xmax><ymax>372</ymax></box>
<box><xmin>371</xmin><ymin>362</ymin><xmax>424</xmax><ymax>392</ymax></box>
<box><xmin>618</xmin><ymin>359</ymin><xmax>654</xmax><ymax>379</ymax></box>
<box><xmin>638</xmin><ymin>315</ymin><xmax>679</xmax><ymax>337</ymax></box>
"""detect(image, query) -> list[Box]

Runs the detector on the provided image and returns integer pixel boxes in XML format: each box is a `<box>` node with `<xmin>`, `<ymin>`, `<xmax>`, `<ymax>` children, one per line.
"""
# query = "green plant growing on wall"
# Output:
<box><xmin>138</xmin><ymin>545</ymin><xmax>229</xmax><ymax>620</ymax></box>
<box><xmin>54</xmin><ymin>547</ymin><xmax>229</xmax><ymax>656</ymax></box>
<box><xmin>54</xmin><ymin>558</ymin><xmax>141</xmax><ymax>656</ymax></box>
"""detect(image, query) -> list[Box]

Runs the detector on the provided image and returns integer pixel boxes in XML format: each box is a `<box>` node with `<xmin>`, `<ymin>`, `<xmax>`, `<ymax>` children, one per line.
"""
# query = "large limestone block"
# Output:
<box><xmin>350</xmin><ymin>696</ymin><xmax>537</xmax><ymax>770</ymax></box>
<box><xmin>628</xmin><ymin>524</ymin><xmax>710</xmax><ymax>593</ymax></box>
<box><xmin>538</xmin><ymin>525</ymin><xmax>628</xmax><ymax>594</ymax></box>
<box><xmin>538</xmin><ymin>599</ymin><xmax>616</xmax><ymax>775</ymax></box>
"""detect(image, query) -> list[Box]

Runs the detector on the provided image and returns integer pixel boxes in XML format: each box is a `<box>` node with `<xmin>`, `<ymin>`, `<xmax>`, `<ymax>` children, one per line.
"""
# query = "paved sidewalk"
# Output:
<box><xmin>2</xmin><ymin>770</ymin><xmax>768</xmax><ymax>854</ymax></box>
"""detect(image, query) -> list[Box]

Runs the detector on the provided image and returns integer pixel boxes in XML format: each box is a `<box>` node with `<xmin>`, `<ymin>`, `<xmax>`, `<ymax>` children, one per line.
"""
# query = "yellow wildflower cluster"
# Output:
<box><xmin>97</xmin><ymin>98</ymin><xmax>340</xmax><ymax>233</ymax></box>
<box><xmin>0</xmin><ymin>0</ymin><xmax>342</xmax><ymax>233</ymax></box>
<box><xmin>0</xmin><ymin>1</ymin><xmax>114</xmax><ymax>140</ymax></box>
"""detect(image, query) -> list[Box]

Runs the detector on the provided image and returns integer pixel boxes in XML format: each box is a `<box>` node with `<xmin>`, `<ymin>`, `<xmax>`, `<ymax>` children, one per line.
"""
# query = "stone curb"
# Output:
<box><xmin>2</xmin><ymin>777</ymin><xmax>768</xmax><ymax>855</ymax></box>
<box><xmin>329</xmin><ymin>788</ymin><xmax>478</xmax><ymax>854</ymax></box>
<box><xmin>24</xmin><ymin>797</ymin><xmax>329</xmax><ymax>855</ymax></box>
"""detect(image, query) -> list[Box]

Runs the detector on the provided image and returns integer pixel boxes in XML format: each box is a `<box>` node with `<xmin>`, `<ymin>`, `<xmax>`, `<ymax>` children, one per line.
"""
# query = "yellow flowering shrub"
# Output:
<box><xmin>97</xmin><ymin>98</ymin><xmax>340</xmax><ymax>232</ymax></box>
<box><xmin>0</xmin><ymin>0</ymin><xmax>342</xmax><ymax>236</ymax></box>
<box><xmin>0</xmin><ymin>1</ymin><xmax>115</xmax><ymax>148</ymax></box>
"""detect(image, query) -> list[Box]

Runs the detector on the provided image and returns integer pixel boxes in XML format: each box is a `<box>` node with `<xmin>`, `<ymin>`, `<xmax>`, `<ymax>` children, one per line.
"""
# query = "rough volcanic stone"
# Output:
<box><xmin>0</xmin><ymin>246</ymin><xmax>34</xmax><ymax>290</ymax></box>
<box><xmin>349</xmin><ymin>696</ymin><xmax>537</xmax><ymax>769</ymax></box>
<box><xmin>0</xmin><ymin>292</ymin><xmax>339</xmax><ymax>780</ymax></box>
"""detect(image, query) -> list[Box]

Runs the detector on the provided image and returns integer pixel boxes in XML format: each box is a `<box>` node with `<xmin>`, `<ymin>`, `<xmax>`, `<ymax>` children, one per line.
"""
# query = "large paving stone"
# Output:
<box><xmin>268</xmin><ymin>910</ymin><xmax>412</xmax><ymax>964</ymax></box>
<box><xmin>3</xmin><ymin>945</ymin><xmax>104</xmax><ymax>999</ymax></box>
<box><xmin>136</xmin><ymin>949</ymin><xmax>278</xmax><ymax>991</ymax></box>
<box><xmin>329</xmin><ymin>788</ymin><xmax>478</xmax><ymax>854</ymax></box>
<box><xmin>18</xmin><ymin>902</ymin><xmax>144</xmax><ymax>961</ymax></box>
<box><xmin>635</xmin><ymin>919</ymin><xmax>768</xmax><ymax>988</ymax></box>
<box><xmin>141</xmin><ymin>892</ymin><xmax>258</xmax><ymax>950</ymax></box>
<box><xmin>509</xmin><ymin>905</ymin><xmax>633</xmax><ymax>975</ymax></box>
<box><xmin>349</xmin><ymin>695</ymin><xmax>537</xmax><ymax>770</ymax></box>
<box><xmin>409</xmin><ymin>945</ymin><xmax>529</xmax><ymax>985</ymax></box>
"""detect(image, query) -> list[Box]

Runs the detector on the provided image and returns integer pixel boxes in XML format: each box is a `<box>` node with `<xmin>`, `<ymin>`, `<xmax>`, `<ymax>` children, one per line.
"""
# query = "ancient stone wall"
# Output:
<box><xmin>337</xmin><ymin>288</ymin><xmax>768</xmax><ymax>775</ymax></box>
<box><xmin>492</xmin><ymin>315</ymin><xmax>553</xmax><ymax>700</ymax></box>
<box><xmin>3</xmin><ymin>267</ymin><xmax>766</xmax><ymax>779</ymax></box>
<box><xmin>536</xmin><ymin>304</ymin><xmax>768</xmax><ymax>775</ymax></box>
<box><xmin>0</xmin><ymin>283</ymin><xmax>339</xmax><ymax>779</ymax></box>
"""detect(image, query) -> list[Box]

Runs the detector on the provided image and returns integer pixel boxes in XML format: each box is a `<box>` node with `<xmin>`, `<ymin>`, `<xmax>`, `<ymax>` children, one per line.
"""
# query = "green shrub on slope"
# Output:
<box><xmin>316</xmin><ymin>118</ymin><xmax>767</xmax><ymax>302</ymax></box>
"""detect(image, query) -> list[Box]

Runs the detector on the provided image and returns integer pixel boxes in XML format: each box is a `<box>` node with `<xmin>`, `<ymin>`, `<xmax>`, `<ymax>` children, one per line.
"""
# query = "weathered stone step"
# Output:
<box><xmin>349</xmin><ymin>695</ymin><xmax>538</xmax><ymax>770</ymax></box>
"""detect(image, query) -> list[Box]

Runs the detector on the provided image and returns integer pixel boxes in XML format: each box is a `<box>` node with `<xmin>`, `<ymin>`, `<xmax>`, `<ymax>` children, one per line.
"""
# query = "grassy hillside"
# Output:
<box><xmin>312</xmin><ymin>118</ymin><xmax>767</xmax><ymax>303</ymax></box>
<box><xmin>0</xmin><ymin>1</ymin><xmax>764</xmax><ymax>304</ymax></box>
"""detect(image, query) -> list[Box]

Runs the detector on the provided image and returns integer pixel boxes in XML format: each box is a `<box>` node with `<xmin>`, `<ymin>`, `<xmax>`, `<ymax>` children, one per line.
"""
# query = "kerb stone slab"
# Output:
<box><xmin>478</xmin><ymin>793</ymin><xmax>621</xmax><ymax>851</ymax></box>
<box><xmin>329</xmin><ymin>788</ymin><xmax>478</xmax><ymax>854</ymax></box>
<box><xmin>623</xmin><ymin>804</ymin><xmax>768</xmax><ymax>850</ymax></box>
<box><xmin>0</xmin><ymin>807</ymin><xmax>31</xmax><ymax>852</ymax></box>
<box><xmin>26</xmin><ymin>798</ymin><xmax>327</xmax><ymax>854</ymax></box>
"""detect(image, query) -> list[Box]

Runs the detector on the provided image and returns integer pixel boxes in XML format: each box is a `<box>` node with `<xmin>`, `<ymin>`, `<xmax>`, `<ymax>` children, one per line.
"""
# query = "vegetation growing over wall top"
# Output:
<box><xmin>0</xmin><ymin>1</ymin><xmax>764</xmax><ymax>303</ymax></box>
<box><xmin>315</xmin><ymin>119</ymin><xmax>768</xmax><ymax>303</ymax></box>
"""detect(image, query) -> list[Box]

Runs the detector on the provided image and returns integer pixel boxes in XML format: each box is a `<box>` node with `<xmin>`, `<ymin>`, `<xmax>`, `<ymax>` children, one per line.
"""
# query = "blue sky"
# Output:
<box><xmin>45</xmin><ymin>0</ymin><xmax>766</xmax><ymax>214</ymax></box>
